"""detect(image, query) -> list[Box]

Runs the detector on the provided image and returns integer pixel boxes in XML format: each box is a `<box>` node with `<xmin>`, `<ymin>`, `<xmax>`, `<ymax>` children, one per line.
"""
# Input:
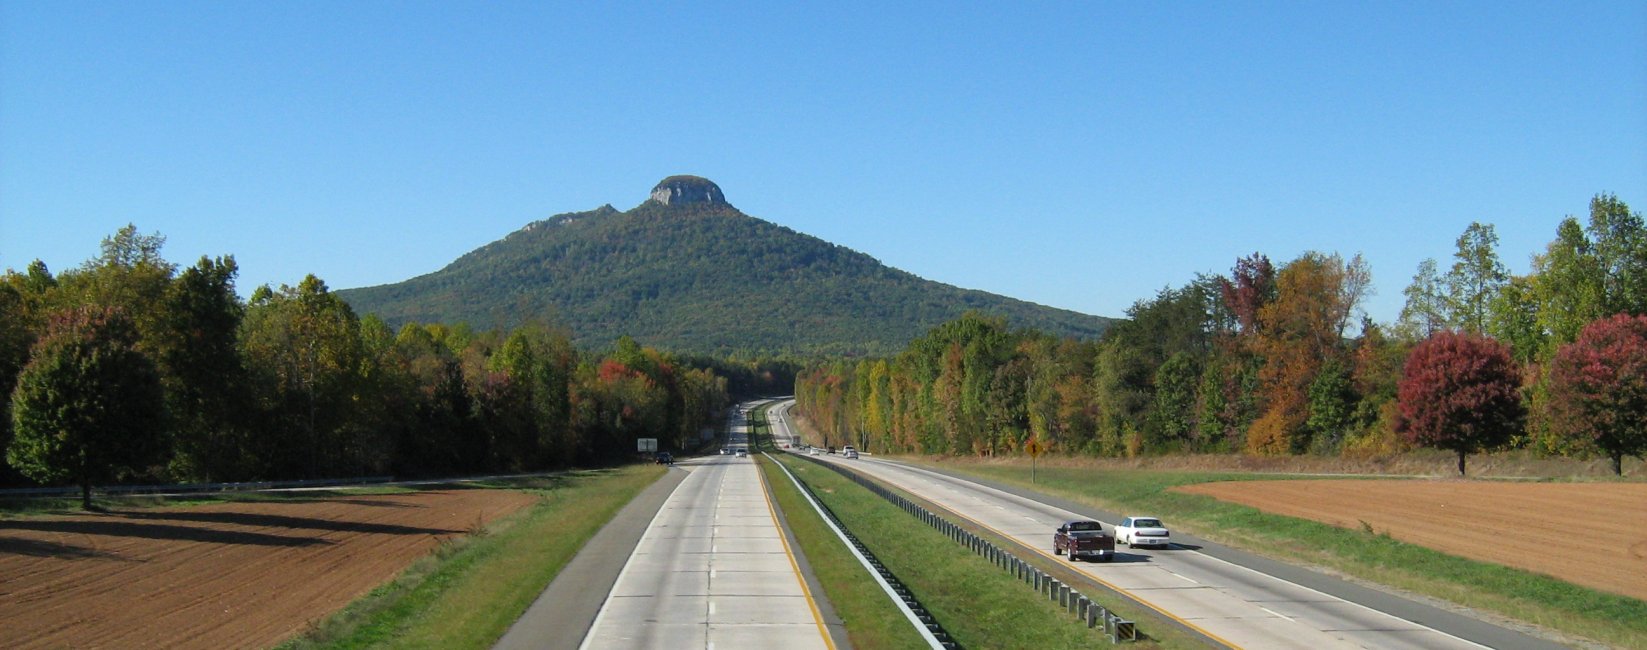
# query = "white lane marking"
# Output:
<box><xmin>1172</xmin><ymin>572</ymin><xmax>1199</xmax><ymax>585</ymax></box>
<box><xmin>1260</xmin><ymin>606</ymin><xmax>1295</xmax><ymax>621</ymax></box>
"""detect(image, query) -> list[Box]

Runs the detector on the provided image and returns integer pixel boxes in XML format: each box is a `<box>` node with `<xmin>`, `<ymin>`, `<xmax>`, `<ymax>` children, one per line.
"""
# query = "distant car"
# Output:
<box><xmin>809</xmin><ymin>448</ymin><xmax>820</xmax><ymax>456</ymax></box>
<box><xmin>736</xmin><ymin>448</ymin><xmax>748</xmax><ymax>458</ymax></box>
<box><xmin>654</xmin><ymin>452</ymin><xmax>674</xmax><ymax>465</ymax></box>
<box><xmin>842</xmin><ymin>446</ymin><xmax>859</xmax><ymax>459</ymax></box>
<box><xmin>1116</xmin><ymin>516</ymin><xmax>1171</xmax><ymax>548</ymax></box>
<box><xmin>719</xmin><ymin>448</ymin><xmax>730</xmax><ymax>455</ymax></box>
<box><xmin>1054</xmin><ymin>520</ymin><xmax>1115</xmax><ymax>562</ymax></box>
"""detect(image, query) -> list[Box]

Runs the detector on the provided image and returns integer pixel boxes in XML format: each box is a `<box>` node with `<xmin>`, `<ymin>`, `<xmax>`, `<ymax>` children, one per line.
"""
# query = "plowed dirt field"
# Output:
<box><xmin>1176</xmin><ymin>479</ymin><xmax>1647</xmax><ymax>601</ymax></box>
<box><xmin>0</xmin><ymin>488</ymin><xmax>536</xmax><ymax>649</ymax></box>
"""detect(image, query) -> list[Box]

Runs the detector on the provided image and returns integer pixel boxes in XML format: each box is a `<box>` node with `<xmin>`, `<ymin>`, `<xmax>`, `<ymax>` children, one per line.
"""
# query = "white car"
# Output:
<box><xmin>1115</xmin><ymin>516</ymin><xmax>1171</xmax><ymax>548</ymax></box>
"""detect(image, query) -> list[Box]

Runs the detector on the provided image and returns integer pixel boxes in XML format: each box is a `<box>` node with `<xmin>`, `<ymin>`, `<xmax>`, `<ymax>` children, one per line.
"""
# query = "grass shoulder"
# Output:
<box><xmin>276</xmin><ymin>465</ymin><xmax>666</xmax><ymax>650</ymax></box>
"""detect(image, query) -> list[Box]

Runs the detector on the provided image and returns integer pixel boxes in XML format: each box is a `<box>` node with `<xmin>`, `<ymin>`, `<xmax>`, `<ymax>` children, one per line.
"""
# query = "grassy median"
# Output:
<box><xmin>758</xmin><ymin>454</ymin><xmax>930</xmax><ymax>649</ymax></box>
<box><xmin>276</xmin><ymin>465</ymin><xmax>666</xmax><ymax>650</ymax></box>
<box><xmin>940</xmin><ymin>460</ymin><xmax>1647</xmax><ymax>650</ymax></box>
<box><xmin>763</xmin><ymin>451</ymin><xmax>1169</xmax><ymax>648</ymax></box>
<box><xmin>747</xmin><ymin>402</ymin><xmax>921</xmax><ymax>648</ymax></box>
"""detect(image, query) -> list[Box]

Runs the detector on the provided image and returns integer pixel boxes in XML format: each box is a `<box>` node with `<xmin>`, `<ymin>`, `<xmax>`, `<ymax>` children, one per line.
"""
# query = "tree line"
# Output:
<box><xmin>796</xmin><ymin>193</ymin><xmax>1647</xmax><ymax>475</ymax></box>
<box><xmin>2</xmin><ymin>226</ymin><xmax>736</xmax><ymax>506</ymax></box>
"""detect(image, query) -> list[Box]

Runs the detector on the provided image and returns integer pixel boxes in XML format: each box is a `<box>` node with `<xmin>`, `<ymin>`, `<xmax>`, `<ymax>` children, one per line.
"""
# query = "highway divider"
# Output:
<box><xmin>765</xmin><ymin>451</ymin><xmax>955</xmax><ymax>649</ymax></box>
<box><xmin>793</xmin><ymin>454</ymin><xmax>1139</xmax><ymax>644</ymax></box>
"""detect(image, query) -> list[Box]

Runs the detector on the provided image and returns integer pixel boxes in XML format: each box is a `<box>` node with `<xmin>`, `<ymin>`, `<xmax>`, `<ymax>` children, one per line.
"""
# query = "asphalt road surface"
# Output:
<box><xmin>499</xmin><ymin>401</ymin><xmax>840</xmax><ymax>650</ymax></box>
<box><xmin>771</xmin><ymin>402</ymin><xmax>1565</xmax><ymax>650</ymax></box>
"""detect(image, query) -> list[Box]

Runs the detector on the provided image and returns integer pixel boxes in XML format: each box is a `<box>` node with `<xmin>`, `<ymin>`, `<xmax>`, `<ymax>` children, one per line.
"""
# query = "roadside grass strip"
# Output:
<box><xmin>952</xmin><ymin>461</ymin><xmax>1647</xmax><ymax>650</ymax></box>
<box><xmin>769</xmin><ymin>455</ymin><xmax>1152</xmax><ymax>649</ymax></box>
<box><xmin>275</xmin><ymin>465</ymin><xmax>667</xmax><ymax>650</ymax></box>
<box><xmin>764</xmin><ymin>451</ymin><xmax>951</xmax><ymax>648</ymax></box>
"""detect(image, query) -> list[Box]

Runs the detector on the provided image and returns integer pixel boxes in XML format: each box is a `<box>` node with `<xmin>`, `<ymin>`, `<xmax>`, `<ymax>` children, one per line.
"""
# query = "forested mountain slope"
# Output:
<box><xmin>338</xmin><ymin>176</ymin><xmax>1111</xmax><ymax>354</ymax></box>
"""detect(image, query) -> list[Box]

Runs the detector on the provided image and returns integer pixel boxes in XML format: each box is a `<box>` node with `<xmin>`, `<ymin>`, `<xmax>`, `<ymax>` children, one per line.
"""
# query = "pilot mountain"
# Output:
<box><xmin>337</xmin><ymin>176</ymin><xmax>1111</xmax><ymax>355</ymax></box>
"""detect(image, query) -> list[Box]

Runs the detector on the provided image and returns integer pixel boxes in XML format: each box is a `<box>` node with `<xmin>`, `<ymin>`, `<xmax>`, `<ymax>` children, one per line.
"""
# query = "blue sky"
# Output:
<box><xmin>3</xmin><ymin>2</ymin><xmax>1644</xmax><ymax>326</ymax></box>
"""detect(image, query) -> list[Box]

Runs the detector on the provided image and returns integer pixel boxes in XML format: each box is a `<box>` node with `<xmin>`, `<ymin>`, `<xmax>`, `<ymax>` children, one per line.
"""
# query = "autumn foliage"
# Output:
<box><xmin>1397</xmin><ymin>332</ymin><xmax>1524</xmax><ymax>475</ymax></box>
<box><xmin>1548</xmin><ymin>314</ymin><xmax>1647</xmax><ymax>474</ymax></box>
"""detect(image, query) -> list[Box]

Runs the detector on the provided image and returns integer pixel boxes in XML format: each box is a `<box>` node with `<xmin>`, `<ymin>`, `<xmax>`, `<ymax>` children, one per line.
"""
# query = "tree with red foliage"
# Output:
<box><xmin>1397</xmin><ymin>332</ymin><xmax>1524</xmax><ymax>475</ymax></box>
<box><xmin>1548</xmin><ymin>314</ymin><xmax>1647</xmax><ymax>475</ymax></box>
<box><xmin>1219</xmin><ymin>252</ymin><xmax>1275</xmax><ymax>336</ymax></box>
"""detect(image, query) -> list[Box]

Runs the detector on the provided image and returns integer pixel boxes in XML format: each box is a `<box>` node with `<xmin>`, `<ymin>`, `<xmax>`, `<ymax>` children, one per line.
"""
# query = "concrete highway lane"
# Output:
<box><xmin>771</xmin><ymin>403</ymin><xmax>1561</xmax><ymax>650</ymax></box>
<box><xmin>577</xmin><ymin>409</ymin><xmax>834</xmax><ymax>649</ymax></box>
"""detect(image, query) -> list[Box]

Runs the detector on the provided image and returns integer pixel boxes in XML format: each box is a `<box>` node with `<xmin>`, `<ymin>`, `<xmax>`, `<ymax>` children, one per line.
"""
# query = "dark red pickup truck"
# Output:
<box><xmin>1053</xmin><ymin>520</ymin><xmax>1115</xmax><ymax>562</ymax></box>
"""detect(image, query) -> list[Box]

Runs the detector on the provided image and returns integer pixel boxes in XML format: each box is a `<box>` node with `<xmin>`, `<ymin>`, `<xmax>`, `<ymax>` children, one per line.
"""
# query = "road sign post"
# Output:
<box><xmin>1025</xmin><ymin>438</ymin><xmax>1042</xmax><ymax>483</ymax></box>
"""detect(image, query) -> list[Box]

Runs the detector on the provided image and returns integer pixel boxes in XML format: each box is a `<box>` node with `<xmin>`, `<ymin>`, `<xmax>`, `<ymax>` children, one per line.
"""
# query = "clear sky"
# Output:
<box><xmin>3</xmin><ymin>2</ymin><xmax>1644</xmax><ymax>326</ymax></box>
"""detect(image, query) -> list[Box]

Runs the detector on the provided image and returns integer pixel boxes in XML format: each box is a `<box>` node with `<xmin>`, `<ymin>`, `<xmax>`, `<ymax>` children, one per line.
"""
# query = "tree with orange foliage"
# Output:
<box><xmin>1249</xmin><ymin>252</ymin><xmax>1370</xmax><ymax>454</ymax></box>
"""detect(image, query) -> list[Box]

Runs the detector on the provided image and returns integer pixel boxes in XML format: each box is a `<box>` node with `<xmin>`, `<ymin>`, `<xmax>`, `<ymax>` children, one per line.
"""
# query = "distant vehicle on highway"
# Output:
<box><xmin>1116</xmin><ymin>516</ymin><xmax>1171</xmax><ymax>548</ymax></box>
<box><xmin>654</xmin><ymin>452</ymin><xmax>674</xmax><ymax>465</ymax></box>
<box><xmin>808</xmin><ymin>448</ymin><xmax>820</xmax><ymax>456</ymax></box>
<box><xmin>842</xmin><ymin>446</ymin><xmax>858</xmax><ymax>459</ymax></box>
<box><xmin>736</xmin><ymin>448</ymin><xmax>748</xmax><ymax>458</ymax></box>
<box><xmin>1054</xmin><ymin>520</ymin><xmax>1115</xmax><ymax>562</ymax></box>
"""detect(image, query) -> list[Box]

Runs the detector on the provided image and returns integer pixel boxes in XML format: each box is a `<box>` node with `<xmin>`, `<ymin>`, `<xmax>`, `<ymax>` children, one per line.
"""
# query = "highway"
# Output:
<box><xmin>571</xmin><ymin>403</ymin><xmax>836</xmax><ymax>650</ymax></box>
<box><xmin>768</xmin><ymin>401</ymin><xmax>1564</xmax><ymax>650</ymax></box>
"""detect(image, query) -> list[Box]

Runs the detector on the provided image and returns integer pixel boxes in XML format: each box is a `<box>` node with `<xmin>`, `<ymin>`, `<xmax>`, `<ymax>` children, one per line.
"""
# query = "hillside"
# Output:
<box><xmin>337</xmin><ymin>176</ymin><xmax>1112</xmax><ymax>355</ymax></box>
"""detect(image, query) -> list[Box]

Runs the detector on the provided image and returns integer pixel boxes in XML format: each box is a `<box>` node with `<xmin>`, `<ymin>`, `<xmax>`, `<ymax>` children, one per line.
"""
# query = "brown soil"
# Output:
<box><xmin>0</xmin><ymin>488</ymin><xmax>536</xmax><ymax>649</ymax></box>
<box><xmin>1176</xmin><ymin>479</ymin><xmax>1647</xmax><ymax>601</ymax></box>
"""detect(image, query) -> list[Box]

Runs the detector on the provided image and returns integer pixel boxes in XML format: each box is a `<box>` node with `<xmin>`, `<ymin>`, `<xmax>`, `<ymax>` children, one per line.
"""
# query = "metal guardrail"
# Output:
<box><xmin>0</xmin><ymin>475</ymin><xmax>396</xmax><ymax>499</ymax></box>
<box><xmin>795</xmin><ymin>454</ymin><xmax>1137</xmax><ymax>644</ymax></box>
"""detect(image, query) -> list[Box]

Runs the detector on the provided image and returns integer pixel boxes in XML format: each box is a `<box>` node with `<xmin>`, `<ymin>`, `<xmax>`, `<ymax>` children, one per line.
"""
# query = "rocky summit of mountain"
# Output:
<box><xmin>649</xmin><ymin>175</ymin><xmax>727</xmax><ymax>206</ymax></box>
<box><xmin>337</xmin><ymin>176</ymin><xmax>1112</xmax><ymax>355</ymax></box>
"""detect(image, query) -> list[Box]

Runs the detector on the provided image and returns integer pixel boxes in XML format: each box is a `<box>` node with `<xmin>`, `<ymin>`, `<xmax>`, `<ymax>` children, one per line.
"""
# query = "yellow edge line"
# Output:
<box><xmin>757</xmin><ymin>453</ymin><xmax>838</xmax><ymax>650</ymax></box>
<box><xmin>912</xmin><ymin>486</ymin><xmax>1243</xmax><ymax>650</ymax></box>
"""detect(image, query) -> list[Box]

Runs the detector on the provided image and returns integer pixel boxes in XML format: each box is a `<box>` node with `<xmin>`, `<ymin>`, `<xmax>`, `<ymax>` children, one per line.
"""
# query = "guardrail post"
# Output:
<box><xmin>1113</xmin><ymin>617</ymin><xmax>1135</xmax><ymax>642</ymax></box>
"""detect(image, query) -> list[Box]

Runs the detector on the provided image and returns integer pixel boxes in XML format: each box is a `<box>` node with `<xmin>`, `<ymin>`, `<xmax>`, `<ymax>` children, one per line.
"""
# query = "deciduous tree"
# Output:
<box><xmin>1444</xmin><ymin>222</ymin><xmax>1509</xmax><ymax>334</ymax></box>
<box><xmin>8</xmin><ymin>306</ymin><xmax>165</xmax><ymax>508</ymax></box>
<box><xmin>1397</xmin><ymin>332</ymin><xmax>1523</xmax><ymax>475</ymax></box>
<box><xmin>1219</xmin><ymin>253</ymin><xmax>1275</xmax><ymax>336</ymax></box>
<box><xmin>158</xmin><ymin>256</ymin><xmax>250</xmax><ymax>480</ymax></box>
<box><xmin>1399</xmin><ymin>258</ymin><xmax>1447</xmax><ymax>340</ymax></box>
<box><xmin>1250</xmin><ymin>252</ymin><xmax>1370</xmax><ymax>454</ymax></box>
<box><xmin>1548</xmin><ymin>314</ymin><xmax>1647</xmax><ymax>475</ymax></box>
